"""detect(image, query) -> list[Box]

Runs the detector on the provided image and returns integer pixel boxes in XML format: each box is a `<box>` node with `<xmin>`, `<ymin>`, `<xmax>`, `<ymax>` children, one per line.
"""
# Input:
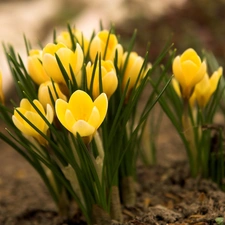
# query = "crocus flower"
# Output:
<box><xmin>27</xmin><ymin>49</ymin><xmax>50</xmax><ymax>85</ymax></box>
<box><xmin>56</xmin><ymin>30</ymin><xmax>89</xmax><ymax>56</ymax></box>
<box><xmin>191</xmin><ymin>67</ymin><xmax>223</xmax><ymax>108</ymax></box>
<box><xmin>86</xmin><ymin>60</ymin><xmax>118</xmax><ymax>99</ymax></box>
<box><xmin>55</xmin><ymin>90</ymin><xmax>108</xmax><ymax>143</ymax></box>
<box><xmin>12</xmin><ymin>99</ymin><xmax>54</xmax><ymax>145</ymax></box>
<box><xmin>42</xmin><ymin>42</ymin><xmax>84</xmax><ymax>85</ymax></box>
<box><xmin>121</xmin><ymin>51</ymin><xmax>150</xmax><ymax>98</ymax></box>
<box><xmin>0</xmin><ymin>70</ymin><xmax>4</xmax><ymax>104</ymax></box>
<box><xmin>38</xmin><ymin>81</ymin><xmax>67</xmax><ymax>109</ymax></box>
<box><xmin>172</xmin><ymin>48</ymin><xmax>207</xmax><ymax>99</ymax></box>
<box><xmin>89</xmin><ymin>30</ymin><xmax>123</xmax><ymax>66</ymax></box>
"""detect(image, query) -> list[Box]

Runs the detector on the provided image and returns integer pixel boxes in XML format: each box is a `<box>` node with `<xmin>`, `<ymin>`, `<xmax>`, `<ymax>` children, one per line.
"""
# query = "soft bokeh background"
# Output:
<box><xmin>0</xmin><ymin>0</ymin><xmax>186</xmax><ymax>95</ymax></box>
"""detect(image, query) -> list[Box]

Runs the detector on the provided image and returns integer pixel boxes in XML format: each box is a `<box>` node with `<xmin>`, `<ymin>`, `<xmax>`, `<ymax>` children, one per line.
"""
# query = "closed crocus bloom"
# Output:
<box><xmin>38</xmin><ymin>81</ymin><xmax>67</xmax><ymax>109</ymax></box>
<box><xmin>172</xmin><ymin>48</ymin><xmax>206</xmax><ymax>99</ymax></box>
<box><xmin>42</xmin><ymin>42</ymin><xmax>84</xmax><ymax>85</ymax></box>
<box><xmin>193</xmin><ymin>67</ymin><xmax>222</xmax><ymax>108</ymax></box>
<box><xmin>12</xmin><ymin>99</ymin><xmax>54</xmax><ymax>145</ymax></box>
<box><xmin>86</xmin><ymin>60</ymin><xmax>118</xmax><ymax>99</ymax></box>
<box><xmin>27</xmin><ymin>49</ymin><xmax>50</xmax><ymax>85</ymax></box>
<box><xmin>121</xmin><ymin>52</ymin><xmax>150</xmax><ymax>97</ymax></box>
<box><xmin>56</xmin><ymin>30</ymin><xmax>89</xmax><ymax>56</ymax></box>
<box><xmin>89</xmin><ymin>30</ymin><xmax>123</xmax><ymax>66</ymax></box>
<box><xmin>0</xmin><ymin>70</ymin><xmax>4</xmax><ymax>104</ymax></box>
<box><xmin>55</xmin><ymin>90</ymin><xmax>108</xmax><ymax>143</ymax></box>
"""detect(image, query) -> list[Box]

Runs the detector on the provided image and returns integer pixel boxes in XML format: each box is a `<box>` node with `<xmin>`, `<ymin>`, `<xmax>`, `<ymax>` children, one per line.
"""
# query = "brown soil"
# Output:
<box><xmin>1</xmin><ymin>111</ymin><xmax>225</xmax><ymax>225</ymax></box>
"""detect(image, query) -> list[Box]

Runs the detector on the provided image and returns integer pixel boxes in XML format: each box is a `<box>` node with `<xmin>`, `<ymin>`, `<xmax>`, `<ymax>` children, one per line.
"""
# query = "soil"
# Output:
<box><xmin>1</xmin><ymin>141</ymin><xmax>225</xmax><ymax>225</ymax></box>
<box><xmin>1</xmin><ymin>0</ymin><xmax>225</xmax><ymax>225</ymax></box>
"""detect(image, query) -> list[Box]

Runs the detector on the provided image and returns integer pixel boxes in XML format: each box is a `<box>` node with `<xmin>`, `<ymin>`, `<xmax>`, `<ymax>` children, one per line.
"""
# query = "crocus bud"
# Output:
<box><xmin>38</xmin><ymin>81</ymin><xmax>67</xmax><ymax>109</ymax></box>
<box><xmin>121</xmin><ymin>52</ymin><xmax>150</xmax><ymax>98</ymax></box>
<box><xmin>86</xmin><ymin>60</ymin><xmax>118</xmax><ymax>99</ymax></box>
<box><xmin>56</xmin><ymin>30</ymin><xmax>89</xmax><ymax>56</ymax></box>
<box><xmin>55</xmin><ymin>90</ymin><xmax>108</xmax><ymax>143</ymax></box>
<box><xmin>27</xmin><ymin>49</ymin><xmax>50</xmax><ymax>85</ymax></box>
<box><xmin>172</xmin><ymin>48</ymin><xmax>207</xmax><ymax>99</ymax></box>
<box><xmin>89</xmin><ymin>30</ymin><xmax>123</xmax><ymax>66</ymax></box>
<box><xmin>42</xmin><ymin>42</ymin><xmax>84</xmax><ymax>85</ymax></box>
<box><xmin>12</xmin><ymin>99</ymin><xmax>54</xmax><ymax>145</ymax></box>
<box><xmin>193</xmin><ymin>67</ymin><xmax>223</xmax><ymax>108</ymax></box>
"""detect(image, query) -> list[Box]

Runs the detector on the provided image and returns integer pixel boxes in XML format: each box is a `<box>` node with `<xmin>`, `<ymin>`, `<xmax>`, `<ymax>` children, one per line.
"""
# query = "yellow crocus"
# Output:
<box><xmin>0</xmin><ymin>70</ymin><xmax>4</xmax><ymax>104</ymax></box>
<box><xmin>89</xmin><ymin>30</ymin><xmax>123</xmax><ymax>66</ymax></box>
<box><xmin>12</xmin><ymin>99</ymin><xmax>54</xmax><ymax>145</ymax></box>
<box><xmin>172</xmin><ymin>48</ymin><xmax>207</xmax><ymax>99</ymax></box>
<box><xmin>38</xmin><ymin>81</ymin><xmax>67</xmax><ymax>109</ymax></box>
<box><xmin>55</xmin><ymin>90</ymin><xmax>108</xmax><ymax>143</ymax></box>
<box><xmin>121</xmin><ymin>51</ymin><xmax>150</xmax><ymax>98</ymax></box>
<box><xmin>56</xmin><ymin>30</ymin><xmax>89</xmax><ymax>56</ymax></box>
<box><xmin>27</xmin><ymin>49</ymin><xmax>50</xmax><ymax>85</ymax></box>
<box><xmin>192</xmin><ymin>67</ymin><xmax>223</xmax><ymax>108</ymax></box>
<box><xmin>42</xmin><ymin>42</ymin><xmax>84</xmax><ymax>85</ymax></box>
<box><xmin>86</xmin><ymin>60</ymin><xmax>118</xmax><ymax>99</ymax></box>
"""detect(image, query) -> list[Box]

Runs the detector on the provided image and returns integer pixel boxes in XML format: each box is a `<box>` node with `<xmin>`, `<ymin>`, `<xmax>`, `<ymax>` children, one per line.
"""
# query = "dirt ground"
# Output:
<box><xmin>1</xmin><ymin>0</ymin><xmax>225</xmax><ymax>224</ymax></box>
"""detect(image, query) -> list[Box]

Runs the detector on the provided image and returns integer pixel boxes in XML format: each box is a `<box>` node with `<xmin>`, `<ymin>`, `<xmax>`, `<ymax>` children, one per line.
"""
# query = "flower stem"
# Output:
<box><xmin>110</xmin><ymin>185</ymin><xmax>123</xmax><ymax>222</ymax></box>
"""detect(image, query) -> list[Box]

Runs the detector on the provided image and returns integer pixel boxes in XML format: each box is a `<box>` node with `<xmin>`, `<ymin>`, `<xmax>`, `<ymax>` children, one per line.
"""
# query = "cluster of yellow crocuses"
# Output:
<box><xmin>10</xmin><ymin>29</ymin><xmax>149</xmax><ymax>145</ymax></box>
<box><xmin>172</xmin><ymin>48</ymin><xmax>222</xmax><ymax>108</ymax></box>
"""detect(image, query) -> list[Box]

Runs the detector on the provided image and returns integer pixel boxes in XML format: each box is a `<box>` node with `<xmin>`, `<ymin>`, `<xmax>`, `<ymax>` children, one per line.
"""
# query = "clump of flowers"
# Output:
<box><xmin>153</xmin><ymin>48</ymin><xmax>225</xmax><ymax>183</ymax></box>
<box><xmin>0</xmin><ymin>25</ymin><xmax>171</xmax><ymax>224</ymax></box>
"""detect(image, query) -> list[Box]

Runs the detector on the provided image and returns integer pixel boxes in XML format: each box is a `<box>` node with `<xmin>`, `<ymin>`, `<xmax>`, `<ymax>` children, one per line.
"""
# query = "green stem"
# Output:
<box><xmin>182</xmin><ymin>99</ymin><xmax>198</xmax><ymax>177</ymax></box>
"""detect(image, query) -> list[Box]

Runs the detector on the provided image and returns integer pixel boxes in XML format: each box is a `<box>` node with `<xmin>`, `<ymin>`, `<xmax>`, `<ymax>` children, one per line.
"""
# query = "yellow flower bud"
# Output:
<box><xmin>121</xmin><ymin>52</ymin><xmax>150</xmax><ymax>98</ymax></box>
<box><xmin>56</xmin><ymin>30</ymin><xmax>89</xmax><ymax>56</ymax></box>
<box><xmin>89</xmin><ymin>30</ymin><xmax>123</xmax><ymax>66</ymax></box>
<box><xmin>55</xmin><ymin>90</ymin><xmax>108</xmax><ymax>143</ymax></box>
<box><xmin>42</xmin><ymin>42</ymin><xmax>84</xmax><ymax>85</ymax></box>
<box><xmin>172</xmin><ymin>48</ymin><xmax>207</xmax><ymax>99</ymax></box>
<box><xmin>38</xmin><ymin>81</ymin><xmax>67</xmax><ymax>109</ymax></box>
<box><xmin>12</xmin><ymin>99</ymin><xmax>54</xmax><ymax>145</ymax></box>
<box><xmin>27</xmin><ymin>49</ymin><xmax>50</xmax><ymax>85</ymax></box>
<box><xmin>0</xmin><ymin>70</ymin><xmax>5</xmax><ymax>104</ymax></box>
<box><xmin>86</xmin><ymin>60</ymin><xmax>118</xmax><ymax>99</ymax></box>
<box><xmin>193</xmin><ymin>67</ymin><xmax>223</xmax><ymax>108</ymax></box>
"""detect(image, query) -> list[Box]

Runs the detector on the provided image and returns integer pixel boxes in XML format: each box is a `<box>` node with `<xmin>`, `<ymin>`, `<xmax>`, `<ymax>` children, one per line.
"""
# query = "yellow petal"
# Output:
<box><xmin>42</xmin><ymin>54</ymin><xmax>63</xmax><ymax>83</ymax></box>
<box><xmin>101</xmin><ymin>71</ymin><xmax>118</xmax><ymax>99</ymax></box>
<box><xmin>55</xmin><ymin>99</ymin><xmax>68</xmax><ymax>128</ymax></box>
<box><xmin>209</xmin><ymin>67</ymin><xmax>222</xmax><ymax>94</ymax></box>
<box><xmin>68</xmin><ymin>90</ymin><xmax>93</xmax><ymax>121</ymax></box>
<box><xmin>88</xmin><ymin>106</ymin><xmax>100</xmax><ymax>128</ymax></box>
<box><xmin>94</xmin><ymin>93</ymin><xmax>108</xmax><ymax>126</ymax></box>
<box><xmin>180</xmin><ymin>48</ymin><xmax>201</xmax><ymax>66</ymax></box>
<box><xmin>71</xmin><ymin>120</ymin><xmax>95</xmax><ymax>137</ymax></box>
<box><xmin>65</xmin><ymin>109</ymin><xmax>76</xmax><ymax>131</ymax></box>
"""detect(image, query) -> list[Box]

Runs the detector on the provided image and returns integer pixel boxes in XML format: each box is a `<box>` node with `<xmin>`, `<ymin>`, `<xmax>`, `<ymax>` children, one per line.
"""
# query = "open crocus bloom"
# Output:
<box><xmin>55</xmin><ymin>90</ymin><xmax>108</xmax><ymax>143</ymax></box>
<box><xmin>86</xmin><ymin>60</ymin><xmax>118</xmax><ymax>99</ymax></box>
<box><xmin>192</xmin><ymin>67</ymin><xmax>223</xmax><ymax>108</ymax></box>
<box><xmin>42</xmin><ymin>42</ymin><xmax>84</xmax><ymax>85</ymax></box>
<box><xmin>172</xmin><ymin>48</ymin><xmax>207</xmax><ymax>99</ymax></box>
<box><xmin>12</xmin><ymin>99</ymin><xmax>54</xmax><ymax>145</ymax></box>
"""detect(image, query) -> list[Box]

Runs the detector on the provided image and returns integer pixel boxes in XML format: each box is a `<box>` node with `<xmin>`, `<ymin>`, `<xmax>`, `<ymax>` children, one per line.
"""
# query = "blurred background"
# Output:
<box><xmin>2</xmin><ymin>0</ymin><xmax>225</xmax><ymax>99</ymax></box>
